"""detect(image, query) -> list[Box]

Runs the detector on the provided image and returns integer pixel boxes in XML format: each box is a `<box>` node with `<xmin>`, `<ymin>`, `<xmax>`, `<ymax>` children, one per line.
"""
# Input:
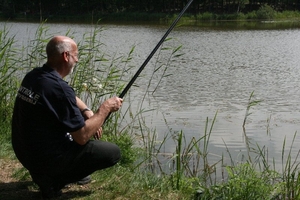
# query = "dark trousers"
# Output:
<box><xmin>29</xmin><ymin>140</ymin><xmax>121</xmax><ymax>190</ymax></box>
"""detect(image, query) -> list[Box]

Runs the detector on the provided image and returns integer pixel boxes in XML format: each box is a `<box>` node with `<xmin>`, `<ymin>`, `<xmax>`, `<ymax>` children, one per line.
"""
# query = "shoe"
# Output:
<box><xmin>41</xmin><ymin>186</ymin><xmax>62</xmax><ymax>199</ymax></box>
<box><xmin>77</xmin><ymin>175</ymin><xmax>92</xmax><ymax>185</ymax></box>
<box><xmin>63</xmin><ymin>175</ymin><xmax>92</xmax><ymax>188</ymax></box>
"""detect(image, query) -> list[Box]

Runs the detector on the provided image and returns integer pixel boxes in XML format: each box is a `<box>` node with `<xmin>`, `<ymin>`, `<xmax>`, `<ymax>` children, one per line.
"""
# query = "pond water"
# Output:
<box><xmin>3</xmin><ymin>20</ymin><xmax>300</xmax><ymax>171</ymax></box>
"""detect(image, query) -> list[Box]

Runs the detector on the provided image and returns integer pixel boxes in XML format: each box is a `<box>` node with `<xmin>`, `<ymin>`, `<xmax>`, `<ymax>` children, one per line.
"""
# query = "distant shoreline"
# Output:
<box><xmin>2</xmin><ymin>8</ymin><xmax>300</xmax><ymax>25</ymax></box>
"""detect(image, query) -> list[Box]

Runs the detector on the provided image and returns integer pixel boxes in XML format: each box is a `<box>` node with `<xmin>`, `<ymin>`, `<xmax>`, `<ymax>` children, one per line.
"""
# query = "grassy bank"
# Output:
<box><xmin>1</xmin><ymin>22</ymin><xmax>300</xmax><ymax>200</ymax></box>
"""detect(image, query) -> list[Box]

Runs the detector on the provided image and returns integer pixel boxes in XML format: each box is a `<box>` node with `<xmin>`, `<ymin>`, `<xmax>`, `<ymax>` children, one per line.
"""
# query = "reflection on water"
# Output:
<box><xmin>188</xmin><ymin>20</ymin><xmax>300</xmax><ymax>30</ymax></box>
<box><xmin>148</xmin><ymin>27</ymin><xmax>300</xmax><ymax>169</ymax></box>
<box><xmin>3</xmin><ymin>21</ymin><xmax>300</xmax><ymax>169</ymax></box>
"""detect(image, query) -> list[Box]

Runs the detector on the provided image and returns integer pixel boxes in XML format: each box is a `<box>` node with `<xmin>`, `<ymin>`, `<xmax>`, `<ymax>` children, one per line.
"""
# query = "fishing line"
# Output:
<box><xmin>119</xmin><ymin>0</ymin><xmax>194</xmax><ymax>98</ymax></box>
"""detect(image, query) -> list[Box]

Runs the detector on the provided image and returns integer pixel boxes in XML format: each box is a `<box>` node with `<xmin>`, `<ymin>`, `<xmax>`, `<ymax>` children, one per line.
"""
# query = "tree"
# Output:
<box><xmin>237</xmin><ymin>0</ymin><xmax>249</xmax><ymax>13</ymax></box>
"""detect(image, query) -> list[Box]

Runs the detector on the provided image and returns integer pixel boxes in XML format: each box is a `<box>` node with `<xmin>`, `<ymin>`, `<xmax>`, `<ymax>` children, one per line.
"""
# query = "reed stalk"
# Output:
<box><xmin>0</xmin><ymin>25</ymin><xmax>21</xmax><ymax>157</ymax></box>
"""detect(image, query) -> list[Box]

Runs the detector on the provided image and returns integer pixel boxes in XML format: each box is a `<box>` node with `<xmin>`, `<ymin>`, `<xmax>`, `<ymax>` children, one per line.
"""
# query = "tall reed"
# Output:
<box><xmin>0</xmin><ymin>26</ymin><xmax>21</xmax><ymax>158</ymax></box>
<box><xmin>280</xmin><ymin>132</ymin><xmax>300</xmax><ymax>199</ymax></box>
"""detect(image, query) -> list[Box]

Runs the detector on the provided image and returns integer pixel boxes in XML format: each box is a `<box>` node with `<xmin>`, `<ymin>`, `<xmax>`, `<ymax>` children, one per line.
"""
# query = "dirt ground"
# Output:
<box><xmin>0</xmin><ymin>159</ymin><xmax>39</xmax><ymax>199</ymax></box>
<box><xmin>0</xmin><ymin>159</ymin><xmax>93</xmax><ymax>200</ymax></box>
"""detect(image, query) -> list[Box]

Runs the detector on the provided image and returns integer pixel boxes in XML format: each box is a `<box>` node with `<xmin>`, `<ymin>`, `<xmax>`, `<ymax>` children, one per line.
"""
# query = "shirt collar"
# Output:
<box><xmin>42</xmin><ymin>64</ymin><xmax>62</xmax><ymax>79</ymax></box>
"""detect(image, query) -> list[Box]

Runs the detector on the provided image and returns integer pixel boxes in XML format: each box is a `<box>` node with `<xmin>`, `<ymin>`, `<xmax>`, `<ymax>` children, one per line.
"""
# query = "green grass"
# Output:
<box><xmin>1</xmin><ymin>22</ymin><xmax>300</xmax><ymax>200</ymax></box>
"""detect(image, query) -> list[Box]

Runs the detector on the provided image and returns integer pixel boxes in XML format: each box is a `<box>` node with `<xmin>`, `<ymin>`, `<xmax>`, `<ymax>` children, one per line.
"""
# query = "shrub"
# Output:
<box><xmin>256</xmin><ymin>4</ymin><xmax>276</xmax><ymax>20</ymax></box>
<box><xmin>199</xmin><ymin>12</ymin><xmax>215</xmax><ymax>20</ymax></box>
<box><xmin>104</xmin><ymin>132</ymin><xmax>140</xmax><ymax>166</ymax></box>
<box><xmin>246</xmin><ymin>11</ymin><xmax>257</xmax><ymax>20</ymax></box>
<box><xmin>200</xmin><ymin>163</ymin><xmax>281</xmax><ymax>199</ymax></box>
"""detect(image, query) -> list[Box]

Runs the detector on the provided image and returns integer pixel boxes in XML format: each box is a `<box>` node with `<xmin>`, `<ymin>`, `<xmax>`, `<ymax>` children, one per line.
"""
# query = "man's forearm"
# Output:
<box><xmin>76</xmin><ymin>96</ymin><xmax>89</xmax><ymax>111</ymax></box>
<box><xmin>70</xmin><ymin>103</ymin><xmax>110</xmax><ymax>145</ymax></box>
<box><xmin>71</xmin><ymin>96</ymin><xmax>122</xmax><ymax>145</ymax></box>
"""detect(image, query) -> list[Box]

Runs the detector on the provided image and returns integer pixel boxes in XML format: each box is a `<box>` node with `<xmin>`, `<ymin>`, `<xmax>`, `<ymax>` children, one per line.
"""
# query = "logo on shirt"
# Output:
<box><xmin>17</xmin><ymin>86</ymin><xmax>40</xmax><ymax>105</ymax></box>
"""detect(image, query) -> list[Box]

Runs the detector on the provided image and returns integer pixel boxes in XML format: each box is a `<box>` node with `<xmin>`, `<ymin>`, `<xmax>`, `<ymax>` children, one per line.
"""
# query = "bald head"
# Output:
<box><xmin>45</xmin><ymin>36</ymin><xmax>79</xmax><ymax>78</ymax></box>
<box><xmin>46</xmin><ymin>36</ymin><xmax>77</xmax><ymax>59</ymax></box>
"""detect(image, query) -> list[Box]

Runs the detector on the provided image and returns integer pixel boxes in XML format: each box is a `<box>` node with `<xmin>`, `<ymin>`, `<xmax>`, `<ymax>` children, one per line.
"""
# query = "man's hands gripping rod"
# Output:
<box><xmin>81</xmin><ymin>96</ymin><xmax>123</xmax><ymax>140</ymax></box>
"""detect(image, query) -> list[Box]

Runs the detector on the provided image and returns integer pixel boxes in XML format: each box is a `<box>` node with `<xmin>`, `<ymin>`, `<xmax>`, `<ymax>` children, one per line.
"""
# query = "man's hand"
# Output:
<box><xmin>81</xmin><ymin>109</ymin><xmax>102</xmax><ymax>139</ymax></box>
<box><xmin>101</xmin><ymin>97</ymin><xmax>123</xmax><ymax>113</ymax></box>
<box><xmin>94</xmin><ymin>127</ymin><xmax>103</xmax><ymax>140</ymax></box>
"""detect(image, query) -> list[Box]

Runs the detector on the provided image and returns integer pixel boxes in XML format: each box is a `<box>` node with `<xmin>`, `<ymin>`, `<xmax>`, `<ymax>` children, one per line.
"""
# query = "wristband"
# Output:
<box><xmin>81</xmin><ymin>107</ymin><xmax>91</xmax><ymax>113</ymax></box>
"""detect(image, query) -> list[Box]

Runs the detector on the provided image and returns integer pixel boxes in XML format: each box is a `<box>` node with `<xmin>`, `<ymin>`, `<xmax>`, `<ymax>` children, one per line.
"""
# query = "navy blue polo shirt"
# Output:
<box><xmin>12</xmin><ymin>64</ymin><xmax>85</xmax><ymax>171</ymax></box>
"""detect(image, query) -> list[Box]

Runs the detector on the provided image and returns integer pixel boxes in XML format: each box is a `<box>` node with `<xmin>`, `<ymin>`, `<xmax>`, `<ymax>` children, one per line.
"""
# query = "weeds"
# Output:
<box><xmin>243</xmin><ymin>91</ymin><xmax>262</xmax><ymax>128</ymax></box>
<box><xmin>0</xmin><ymin>26</ymin><xmax>20</xmax><ymax>158</ymax></box>
<box><xmin>200</xmin><ymin>162</ymin><xmax>281</xmax><ymax>199</ymax></box>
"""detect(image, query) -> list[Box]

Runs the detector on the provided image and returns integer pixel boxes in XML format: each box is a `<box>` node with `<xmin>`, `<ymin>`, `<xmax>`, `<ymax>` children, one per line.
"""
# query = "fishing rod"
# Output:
<box><xmin>105</xmin><ymin>0</ymin><xmax>193</xmax><ymax>123</ymax></box>
<box><xmin>119</xmin><ymin>0</ymin><xmax>194</xmax><ymax>98</ymax></box>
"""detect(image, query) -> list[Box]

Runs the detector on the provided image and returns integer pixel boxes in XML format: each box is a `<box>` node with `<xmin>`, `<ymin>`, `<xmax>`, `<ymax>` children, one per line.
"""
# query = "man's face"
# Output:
<box><xmin>67</xmin><ymin>46</ymin><xmax>78</xmax><ymax>74</ymax></box>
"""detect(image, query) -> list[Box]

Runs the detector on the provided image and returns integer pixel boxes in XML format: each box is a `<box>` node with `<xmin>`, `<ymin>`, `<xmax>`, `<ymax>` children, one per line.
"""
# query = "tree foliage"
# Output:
<box><xmin>0</xmin><ymin>0</ymin><xmax>299</xmax><ymax>19</ymax></box>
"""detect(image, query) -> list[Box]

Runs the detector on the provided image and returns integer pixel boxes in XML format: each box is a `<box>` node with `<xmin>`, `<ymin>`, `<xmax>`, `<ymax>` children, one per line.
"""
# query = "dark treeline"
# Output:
<box><xmin>1</xmin><ymin>0</ymin><xmax>300</xmax><ymax>19</ymax></box>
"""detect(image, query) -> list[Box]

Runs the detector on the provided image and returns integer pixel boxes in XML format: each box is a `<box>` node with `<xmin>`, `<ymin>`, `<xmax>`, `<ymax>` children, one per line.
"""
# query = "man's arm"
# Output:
<box><xmin>71</xmin><ymin>96</ymin><xmax>123</xmax><ymax>145</ymax></box>
<box><xmin>76</xmin><ymin>96</ymin><xmax>93</xmax><ymax>119</ymax></box>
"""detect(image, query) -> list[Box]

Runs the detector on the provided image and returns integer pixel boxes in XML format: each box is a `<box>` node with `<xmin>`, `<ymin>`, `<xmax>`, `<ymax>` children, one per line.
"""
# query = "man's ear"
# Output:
<box><xmin>62</xmin><ymin>51</ymin><xmax>69</xmax><ymax>62</ymax></box>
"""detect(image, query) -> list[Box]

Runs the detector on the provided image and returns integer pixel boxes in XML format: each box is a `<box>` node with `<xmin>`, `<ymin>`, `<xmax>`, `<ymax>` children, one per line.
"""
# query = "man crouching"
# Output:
<box><xmin>12</xmin><ymin>36</ymin><xmax>123</xmax><ymax>199</ymax></box>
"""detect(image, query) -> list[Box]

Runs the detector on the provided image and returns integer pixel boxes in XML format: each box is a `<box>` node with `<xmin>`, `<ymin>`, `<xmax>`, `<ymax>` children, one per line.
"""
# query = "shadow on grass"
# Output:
<box><xmin>0</xmin><ymin>181</ymin><xmax>40</xmax><ymax>200</ymax></box>
<box><xmin>0</xmin><ymin>181</ymin><xmax>93</xmax><ymax>200</ymax></box>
